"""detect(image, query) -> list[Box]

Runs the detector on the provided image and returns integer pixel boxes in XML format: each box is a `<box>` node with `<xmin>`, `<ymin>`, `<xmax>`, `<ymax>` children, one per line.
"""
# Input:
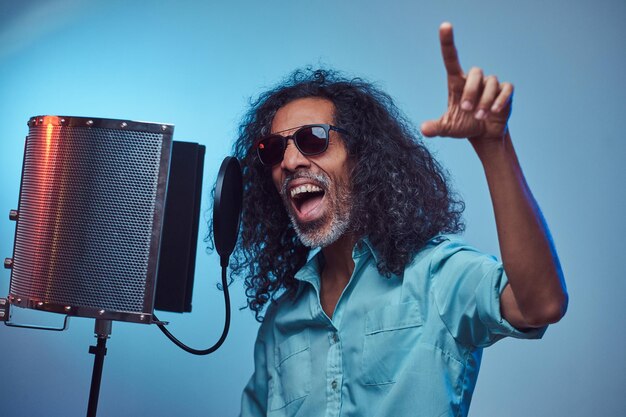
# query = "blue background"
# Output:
<box><xmin>0</xmin><ymin>1</ymin><xmax>624</xmax><ymax>416</ymax></box>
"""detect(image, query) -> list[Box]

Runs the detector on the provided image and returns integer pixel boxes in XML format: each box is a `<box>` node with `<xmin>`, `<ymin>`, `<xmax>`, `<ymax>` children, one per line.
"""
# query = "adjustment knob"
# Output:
<box><xmin>9</xmin><ymin>209</ymin><xmax>18</xmax><ymax>221</ymax></box>
<box><xmin>4</xmin><ymin>258</ymin><xmax>13</xmax><ymax>269</ymax></box>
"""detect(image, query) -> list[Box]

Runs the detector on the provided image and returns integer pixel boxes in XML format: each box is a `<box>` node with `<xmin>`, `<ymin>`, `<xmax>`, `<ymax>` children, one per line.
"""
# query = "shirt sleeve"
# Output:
<box><xmin>240</xmin><ymin>321</ymin><xmax>270</xmax><ymax>416</ymax></box>
<box><xmin>430</xmin><ymin>237</ymin><xmax>547</xmax><ymax>348</ymax></box>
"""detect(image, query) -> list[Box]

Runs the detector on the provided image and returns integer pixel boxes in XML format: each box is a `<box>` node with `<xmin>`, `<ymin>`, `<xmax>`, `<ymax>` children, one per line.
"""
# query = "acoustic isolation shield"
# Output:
<box><xmin>154</xmin><ymin>141</ymin><xmax>205</xmax><ymax>313</ymax></box>
<box><xmin>5</xmin><ymin>115</ymin><xmax>201</xmax><ymax>324</ymax></box>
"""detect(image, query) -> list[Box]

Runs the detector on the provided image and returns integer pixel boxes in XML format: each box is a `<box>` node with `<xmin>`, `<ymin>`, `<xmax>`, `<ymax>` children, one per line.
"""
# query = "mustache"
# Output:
<box><xmin>281</xmin><ymin>171</ymin><xmax>330</xmax><ymax>197</ymax></box>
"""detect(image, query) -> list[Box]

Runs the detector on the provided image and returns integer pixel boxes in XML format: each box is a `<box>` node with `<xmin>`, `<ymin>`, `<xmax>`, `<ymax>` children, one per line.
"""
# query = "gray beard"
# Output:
<box><xmin>281</xmin><ymin>171</ymin><xmax>352</xmax><ymax>248</ymax></box>
<box><xmin>289</xmin><ymin>205</ymin><xmax>351</xmax><ymax>248</ymax></box>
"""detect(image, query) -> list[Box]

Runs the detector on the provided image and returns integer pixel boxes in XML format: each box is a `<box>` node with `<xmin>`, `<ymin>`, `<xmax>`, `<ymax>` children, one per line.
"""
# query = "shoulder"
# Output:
<box><xmin>402</xmin><ymin>234</ymin><xmax>500</xmax><ymax>289</ymax></box>
<box><xmin>255</xmin><ymin>291</ymin><xmax>287</xmax><ymax>339</ymax></box>
<box><xmin>257</xmin><ymin>287</ymin><xmax>308</xmax><ymax>339</ymax></box>
<box><xmin>416</xmin><ymin>234</ymin><xmax>497</xmax><ymax>273</ymax></box>
<box><xmin>259</xmin><ymin>289</ymin><xmax>292</xmax><ymax>322</ymax></box>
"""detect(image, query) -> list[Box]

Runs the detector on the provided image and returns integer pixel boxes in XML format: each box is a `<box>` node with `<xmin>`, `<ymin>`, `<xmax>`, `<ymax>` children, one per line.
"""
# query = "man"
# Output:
<box><xmin>231</xmin><ymin>22</ymin><xmax>568</xmax><ymax>416</ymax></box>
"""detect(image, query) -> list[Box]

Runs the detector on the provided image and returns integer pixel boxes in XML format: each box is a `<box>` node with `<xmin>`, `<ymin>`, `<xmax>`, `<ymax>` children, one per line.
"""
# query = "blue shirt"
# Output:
<box><xmin>240</xmin><ymin>235</ymin><xmax>546</xmax><ymax>417</ymax></box>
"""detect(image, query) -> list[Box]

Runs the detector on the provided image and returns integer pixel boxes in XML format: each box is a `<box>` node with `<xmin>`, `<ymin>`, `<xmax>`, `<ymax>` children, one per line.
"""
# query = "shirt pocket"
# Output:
<box><xmin>361</xmin><ymin>302</ymin><xmax>423</xmax><ymax>385</ymax></box>
<box><xmin>269</xmin><ymin>329</ymin><xmax>311</xmax><ymax>411</ymax></box>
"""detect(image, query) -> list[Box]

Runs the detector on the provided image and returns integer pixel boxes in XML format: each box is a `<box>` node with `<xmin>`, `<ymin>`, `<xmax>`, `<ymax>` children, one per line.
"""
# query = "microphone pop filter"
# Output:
<box><xmin>213</xmin><ymin>156</ymin><xmax>243</xmax><ymax>267</ymax></box>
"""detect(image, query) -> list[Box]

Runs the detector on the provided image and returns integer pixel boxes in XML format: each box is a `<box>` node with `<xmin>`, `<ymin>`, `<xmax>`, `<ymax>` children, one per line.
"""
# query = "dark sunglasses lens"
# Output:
<box><xmin>257</xmin><ymin>136</ymin><xmax>284</xmax><ymax>165</ymax></box>
<box><xmin>295</xmin><ymin>126</ymin><xmax>328</xmax><ymax>155</ymax></box>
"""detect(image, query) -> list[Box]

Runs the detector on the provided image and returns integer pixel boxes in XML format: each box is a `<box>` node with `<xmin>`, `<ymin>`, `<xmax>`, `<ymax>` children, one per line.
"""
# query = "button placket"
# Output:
<box><xmin>325</xmin><ymin>328</ymin><xmax>343</xmax><ymax>417</ymax></box>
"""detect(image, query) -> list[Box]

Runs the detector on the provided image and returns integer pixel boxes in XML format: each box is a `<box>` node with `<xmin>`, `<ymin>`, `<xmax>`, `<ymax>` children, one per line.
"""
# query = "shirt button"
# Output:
<box><xmin>332</xmin><ymin>333</ymin><xmax>339</xmax><ymax>343</ymax></box>
<box><xmin>331</xmin><ymin>379</ymin><xmax>338</xmax><ymax>390</ymax></box>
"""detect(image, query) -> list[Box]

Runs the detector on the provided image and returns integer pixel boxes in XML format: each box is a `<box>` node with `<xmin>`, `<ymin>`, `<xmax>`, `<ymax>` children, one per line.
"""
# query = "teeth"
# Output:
<box><xmin>290</xmin><ymin>184</ymin><xmax>323</xmax><ymax>198</ymax></box>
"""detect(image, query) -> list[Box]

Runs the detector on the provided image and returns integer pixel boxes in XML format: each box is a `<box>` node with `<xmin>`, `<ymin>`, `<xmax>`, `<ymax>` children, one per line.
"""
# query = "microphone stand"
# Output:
<box><xmin>87</xmin><ymin>319</ymin><xmax>112</xmax><ymax>417</ymax></box>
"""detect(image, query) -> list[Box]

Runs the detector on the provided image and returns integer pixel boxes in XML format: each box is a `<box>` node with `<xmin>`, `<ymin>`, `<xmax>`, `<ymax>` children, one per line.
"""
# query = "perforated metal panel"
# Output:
<box><xmin>8</xmin><ymin>116</ymin><xmax>173</xmax><ymax>323</ymax></box>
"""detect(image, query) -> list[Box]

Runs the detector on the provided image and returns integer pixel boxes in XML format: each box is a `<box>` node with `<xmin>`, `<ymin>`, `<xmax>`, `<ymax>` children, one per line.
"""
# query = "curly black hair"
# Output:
<box><xmin>211</xmin><ymin>68</ymin><xmax>464</xmax><ymax>321</ymax></box>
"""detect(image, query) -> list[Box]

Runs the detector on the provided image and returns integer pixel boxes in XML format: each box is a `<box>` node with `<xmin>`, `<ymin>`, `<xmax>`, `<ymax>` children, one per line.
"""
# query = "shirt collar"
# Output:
<box><xmin>294</xmin><ymin>248</ymin><xmax>322</xmax><ymax>296</ymax></box>
<box><xmin>353</xmin><ymin>237</ymin><xmax>379</xmax><ymax>263</ymax></box>
<box><xmin>293</xmin><ymin>237</ymin><xmax>379</xmax><ymax>297</ymax></box>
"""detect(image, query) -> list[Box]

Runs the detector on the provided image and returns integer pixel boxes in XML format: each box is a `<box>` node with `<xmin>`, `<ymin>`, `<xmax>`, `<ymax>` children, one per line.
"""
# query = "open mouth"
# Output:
<box><xmin>289</xmin><ymin>184</ymin><xmax>326</xmax><ymax>220</ymax></box>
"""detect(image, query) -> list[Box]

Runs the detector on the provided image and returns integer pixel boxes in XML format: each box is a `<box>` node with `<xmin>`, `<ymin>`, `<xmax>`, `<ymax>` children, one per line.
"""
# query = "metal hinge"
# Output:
<box><xmin>0</xmin><ymin>298</ymin><xmax>9</xmax><ymax>322</ymax></box>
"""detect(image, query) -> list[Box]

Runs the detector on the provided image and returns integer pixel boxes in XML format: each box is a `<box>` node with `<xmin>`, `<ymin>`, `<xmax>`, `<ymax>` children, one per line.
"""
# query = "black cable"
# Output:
<box><xmin>154</xmin><ymin>265</ymin><xmax>230</xmax><ymax>355</ymax></box>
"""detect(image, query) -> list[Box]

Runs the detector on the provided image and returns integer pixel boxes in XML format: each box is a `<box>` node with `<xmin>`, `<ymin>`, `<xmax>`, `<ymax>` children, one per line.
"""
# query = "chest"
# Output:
<box><xmin>266</xmin><ymin>277</ymin><xmax>476</xmax><ymax>416</ymax></box>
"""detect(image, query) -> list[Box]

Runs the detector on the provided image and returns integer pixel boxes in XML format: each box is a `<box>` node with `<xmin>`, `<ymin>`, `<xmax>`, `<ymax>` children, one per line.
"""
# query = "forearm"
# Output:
<box><xmin>469</xmin><ymin>131</ymin><xmax>568</xmax><ymax>326</ymax></box>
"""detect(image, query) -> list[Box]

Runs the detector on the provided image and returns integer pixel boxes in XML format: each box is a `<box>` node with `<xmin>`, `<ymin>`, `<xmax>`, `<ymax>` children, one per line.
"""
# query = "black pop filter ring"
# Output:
<box><xmin>213</xmin><ymin>156</ymin><xmax>243</xmax><ymax>267</ymax></box>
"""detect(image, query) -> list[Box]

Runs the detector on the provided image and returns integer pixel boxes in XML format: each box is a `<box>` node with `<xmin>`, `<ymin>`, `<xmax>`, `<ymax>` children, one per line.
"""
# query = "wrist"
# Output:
<box><xmin>469</xmin><ymin>129</ymin><xmax>511</xmax><ymax>162</ymax></box>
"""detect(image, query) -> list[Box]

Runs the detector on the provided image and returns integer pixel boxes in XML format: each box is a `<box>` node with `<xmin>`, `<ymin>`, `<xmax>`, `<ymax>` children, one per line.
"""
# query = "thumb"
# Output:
<box><xmin>420</xmin><ymin>119</ymin><xmax>442</xmax><ymax>137</ymax></box>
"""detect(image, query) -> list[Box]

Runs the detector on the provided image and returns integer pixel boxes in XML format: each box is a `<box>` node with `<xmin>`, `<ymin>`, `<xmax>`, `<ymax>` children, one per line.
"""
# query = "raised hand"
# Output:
<box><xmin>420</xmin><ymin>22</ymin><xmax>513</xmax><ymax>143</ymax></box>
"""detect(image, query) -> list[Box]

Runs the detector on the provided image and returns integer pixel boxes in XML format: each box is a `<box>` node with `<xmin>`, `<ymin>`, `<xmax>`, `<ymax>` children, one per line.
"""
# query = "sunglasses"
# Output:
<box><xmin>255</xmin><ymin>124</ymin><xmax>349</xmax><ymax>166</ymax></box>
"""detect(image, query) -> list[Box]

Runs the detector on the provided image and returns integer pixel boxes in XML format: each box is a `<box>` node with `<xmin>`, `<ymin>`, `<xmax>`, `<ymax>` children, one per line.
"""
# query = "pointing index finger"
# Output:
<box><xmin>439</xmin><ymin>22</ymin><xmax>463</xmax><ymax>77</ymax></box>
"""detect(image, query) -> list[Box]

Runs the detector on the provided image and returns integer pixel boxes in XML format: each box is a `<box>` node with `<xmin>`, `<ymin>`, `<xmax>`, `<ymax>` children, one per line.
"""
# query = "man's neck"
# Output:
<box><xmin>319</xmin><ymin>234</ymin><xmax>358</xmax><ymax>318</ymax></box>
<box><xmin>321</xmin><ymin>233</ymin><xmax>358</xmax><ymax>278</ymax></box>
